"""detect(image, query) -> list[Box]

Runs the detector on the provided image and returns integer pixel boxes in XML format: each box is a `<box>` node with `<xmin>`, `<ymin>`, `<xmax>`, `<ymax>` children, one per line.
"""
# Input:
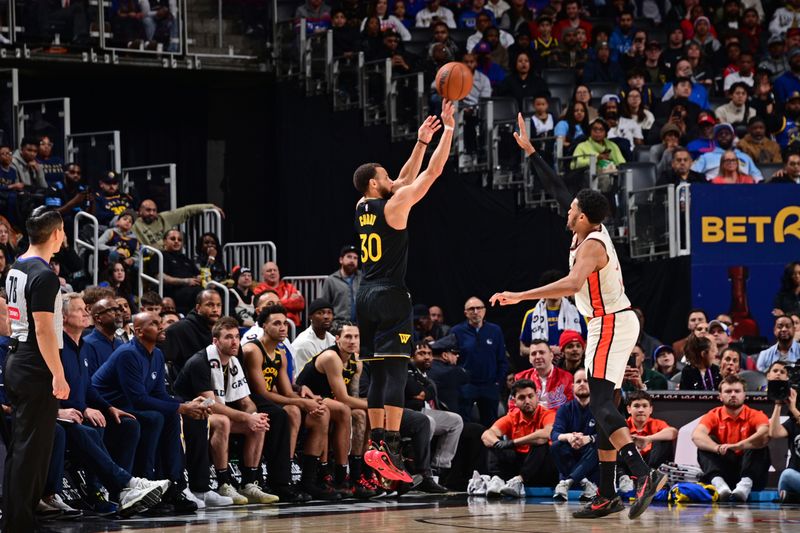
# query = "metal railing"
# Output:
<box><xmin>627</xmin><ymin>184</ymin><xmax>675</xmax><ymax>260</ymax></box>
<box><xmin>522</xmin><ymin>132</ymin><xmax>559</xmax><ymax>209</ymax></box>
<box><xmin>138</xmin><ymin>245</ymin><xmax>164</xmax><ymax>298</ymax></box>
<box><xmin>181</xmin><ymin>208</ymin><xmax>223</xmax><ymax>260</ymax></box>
<box><xmin>303</xmin><ymin>26</ymin><xmax>329</xmax><ymax>94</ymax></box>
<box><xmin>390</xmin><ymin>71</ymin><xmax>426</xmax><ymax>141</ymax></box>
<box><xmin>16</xmin><ymin>98</ymin><xmax>71</xmax><ymax>162</ymax></box>
<box><xmin>331</xmin><ymin>51</ymin><xmax>363</xmax><ymax>112</ymax></box>
<box><xmin>273</xmin><ymin>13</ymin><xmax>301</xmax><ymax>79</ymax></box>
<box><xmin>121</xmin><ymin>163</ymin><xmax>177</xmax><ymax>212</ymax></box>
<box><xmin>93</xmin><ymin>0</ymin><xmax>185</xmax><ymax>56</ymax></box>
<box><xmin>1</xmin><ymin>2</ymin><xmax>15</xmax><ymax>45</ymax></box>
<box><xmin>455</xmin><ymin>104</ymin><xmax>488</xmax><ymax>173</ymax></box>
<box><xmin>183</xmin><ymin>0</ymin><xmax>258</xmax><ymax>60</ymax></box>
<box><xmin>282</xmin><ymin>275</ymin><xmax>327</xmax><ymax>328</ymax></box>
<box><xmin>362</xmin><ymin>58</ymin><xmax>391</xmax><ymax>126</ymax></box>
<box><xmin>222</xmin><ymin>241</ymin><xmax>277</xmax><ymax>272</ymax></box>
<box><xmin>67</xmin><ymin>130</ymin><xmax>122</xmax><ymax>179</ymax></box>
<box><xmin>675</xmin><ymin>182</ymin><xmax>692</xmax><ymax>256</ymax></box>
<box><xmin>73</xmin><ymin>211</ymin><xmax>100</xmax><ymax>285</ymax></box>
<box><xmin>484</xmin><ymin>98</ymin><xmax>525</xmax><ymax>190</ymax></box>
<box><xmin>0</xmin><ymin>69</ymin><xmax>19</xmax><ymax>147</ymax></box>
<box><xmin>205</xmin><ymin>279</ymin><xmax>230</xmax><ymax>316</ymax></box>
<box><xmin>0</xmin><ymin>0</ymin><xmax>264</xmax><ymax>68</ymax></box>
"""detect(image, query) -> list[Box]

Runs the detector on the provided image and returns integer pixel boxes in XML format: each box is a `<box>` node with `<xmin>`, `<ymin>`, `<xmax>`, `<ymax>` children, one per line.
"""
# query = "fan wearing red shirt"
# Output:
<box><xmin>482</xmin><ymin>379</ymin><xmax>558</xmax><ymax>486</ymax></box>
<box><xmin>552</xmin><ymin>0</ymin><xmax>592</xmax><ymax>41</ymax></box>
<box><xmin>511</xmin><ymin>340</ymin><xmax>574</xmax><ymax>412</ymax></box>
<box><xmin>691</xmin><ymin>375</ymin><xmax>771</xmax><ymax>502</ymax></box>
<box><xmin>624</xmin><ymin>391</ymin><xmax>677</xmax><ymax>469</ymax></box>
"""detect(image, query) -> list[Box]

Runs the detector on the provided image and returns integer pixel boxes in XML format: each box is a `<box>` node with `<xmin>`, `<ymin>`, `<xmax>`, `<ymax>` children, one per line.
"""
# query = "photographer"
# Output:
<box><xmin>767</xmin><ymin>361</ymin><xmax>800</xmax><ymax>504</ymax></box>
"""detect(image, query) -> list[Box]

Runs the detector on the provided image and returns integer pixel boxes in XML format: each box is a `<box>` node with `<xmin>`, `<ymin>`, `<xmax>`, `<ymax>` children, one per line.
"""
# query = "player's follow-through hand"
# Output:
<box><xmin>441</xmin><ymin>99</ymin><xmax>456</xmax><ymax>128</ymax></box>
<box><xmin>489</xmin><ymin>291</ymin><xmax>522</xmax><ymax>306</ymax></box>
<box><xmin>512</xmin><ymin>112</ymin><xmax>535</xmax><ymax>157</ymax></box>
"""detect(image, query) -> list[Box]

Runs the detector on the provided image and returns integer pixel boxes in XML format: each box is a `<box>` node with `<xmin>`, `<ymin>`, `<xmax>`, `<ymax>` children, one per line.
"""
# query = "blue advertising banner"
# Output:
<box><xmin>690</xmin><ymin>184</ymin><xmax>800</xmax><ymax>341</ymax></box>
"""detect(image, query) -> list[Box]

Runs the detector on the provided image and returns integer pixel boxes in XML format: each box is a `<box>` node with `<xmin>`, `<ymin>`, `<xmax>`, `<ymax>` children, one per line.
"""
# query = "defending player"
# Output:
<box><xmin>490</xmin><ymin>114</ymin><xmax>666</xmax><ymax>520</ymax></box>
<box><xmin>352</xmin><ymin>100</ymin><xmax>455</xmax><ymax>482</ymax></box>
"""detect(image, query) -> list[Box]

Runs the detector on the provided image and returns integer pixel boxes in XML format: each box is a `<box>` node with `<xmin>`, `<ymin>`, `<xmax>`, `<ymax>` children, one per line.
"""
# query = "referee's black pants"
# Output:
<box><xmin>2</xmin><ymin>353</ymin><xmax>58</xmax><ymax>533</ymax></box>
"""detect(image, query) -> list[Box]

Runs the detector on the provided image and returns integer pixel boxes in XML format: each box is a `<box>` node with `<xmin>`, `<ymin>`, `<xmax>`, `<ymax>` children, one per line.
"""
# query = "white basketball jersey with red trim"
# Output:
<box><xmin>569</xmin><ymin>224</ymin><xmax>631</xmax><ymax>318</ymax></box>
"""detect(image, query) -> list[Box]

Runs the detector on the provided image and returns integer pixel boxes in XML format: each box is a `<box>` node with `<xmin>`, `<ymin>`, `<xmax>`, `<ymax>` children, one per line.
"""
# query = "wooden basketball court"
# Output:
<box><xmin>49</xmin><ymin>494</ymin><xmax>800</xmax><ymax>532</ymax></box>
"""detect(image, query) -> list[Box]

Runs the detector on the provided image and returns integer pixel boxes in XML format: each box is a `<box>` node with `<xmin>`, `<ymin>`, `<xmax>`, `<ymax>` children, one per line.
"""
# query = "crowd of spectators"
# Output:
<box><xmin>0</xmin><ymin>242</ymin><xmax>797</xmax><ymax>520</ymax></box>
<box><xmin>0</xmin><ymin>137</ymin><xmax>799</xmax><ymax>520</ymax></box>
<box><xmin>1</xmin><ymin>0</ymin><xmax>800</xmax><ymax>522</ymax></box>
<box><xmin>314</xmin><ymin>0</ymin><xmax>800</xmax><ymax>188</ymax></box>
<box><xmin>1</xmin><ymin>1</ymin><xmax>182</xmax><ymax>50</ymax></box>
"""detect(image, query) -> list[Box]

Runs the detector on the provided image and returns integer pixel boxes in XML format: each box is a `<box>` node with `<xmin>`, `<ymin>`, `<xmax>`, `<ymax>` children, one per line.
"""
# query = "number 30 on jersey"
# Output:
<box><xmin>360</xmin><ymin>233</ymin><xmax>382</xmax><ymax>262</ymax></box>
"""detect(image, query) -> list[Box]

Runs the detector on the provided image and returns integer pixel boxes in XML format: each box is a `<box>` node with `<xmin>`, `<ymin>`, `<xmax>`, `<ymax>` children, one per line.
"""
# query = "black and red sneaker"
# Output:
<box><xmin>352</xmin><ymin>474</ymin><xmax>381</xmax><ymax>499</ymax></box>
<box><xmin>363</xmin><ymin>441</ymin><xmax>412</xmax><ymax>483</ymax></box>
<box><xmin>365</xmin><ymin>472</ymin><xmax>386</xmax><ymax>497</ymax></box>
<box><xmin>628</xmin><ymin>469</ymin><xmax>668</xmax><ymax>519</ymax></box>
<box><xmin>572</xmin><ymin>495</ymin><xmax>625</xmax><ymax>519</ymax></box>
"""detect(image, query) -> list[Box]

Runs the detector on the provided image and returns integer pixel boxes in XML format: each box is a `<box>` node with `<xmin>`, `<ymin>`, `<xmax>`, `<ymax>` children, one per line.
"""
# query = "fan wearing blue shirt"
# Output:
<box><xmin>84</xmin><ymin>297</ymin><xmax>124</xmax><ymax>376</ymax></box>
<box><xmin>459</xmin><ymin>0</ymin><xmax>495</xmax><ymax>29</ymax></box>
<box><xmin>61</xmin><ymin>293</ymin><xmax>169</xmax><ymax>515</ymax></box>
<box><xmin>550</xmin><ymin>369</ymin><xmax>599</xmax><ymax>502</ymax></box>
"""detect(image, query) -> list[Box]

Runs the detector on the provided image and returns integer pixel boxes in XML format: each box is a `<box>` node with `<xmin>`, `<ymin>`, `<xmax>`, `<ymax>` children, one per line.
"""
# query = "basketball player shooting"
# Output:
<box><xmin>352</xmin><ymin>99</ymin><xmax>455</xmax><ymax>483</ymax></box>
<box><xmin>489</xmin><ymin>114</ymin><xmax>667</xmax><ymax>519</ymax></box>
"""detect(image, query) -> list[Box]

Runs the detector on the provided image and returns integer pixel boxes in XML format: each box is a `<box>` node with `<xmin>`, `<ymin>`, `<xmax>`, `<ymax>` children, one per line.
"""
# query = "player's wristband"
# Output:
<box><xmin>417</xmin><ymin>139</ymin><xmax>429</xmax><ymax>146</ymax></box>
<box><xmin>444</xmin><ymin>125</ymin><xmax>454</xmax><ymax>132</ymax></box>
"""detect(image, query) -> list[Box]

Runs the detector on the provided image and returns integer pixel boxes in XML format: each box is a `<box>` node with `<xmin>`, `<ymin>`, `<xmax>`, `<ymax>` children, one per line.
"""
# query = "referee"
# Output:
<box><xmin>3</xmin><ymin>207</ymin><xmax>70</xmax><ymax>532</ymax></box>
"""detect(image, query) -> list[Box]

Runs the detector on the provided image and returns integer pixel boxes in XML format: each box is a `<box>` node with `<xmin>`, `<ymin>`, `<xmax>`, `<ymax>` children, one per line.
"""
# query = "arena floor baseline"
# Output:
<box><xmin>47</xmin><ymin>493</ymin><xmax>800</xmax><ymax>532</ymax></box>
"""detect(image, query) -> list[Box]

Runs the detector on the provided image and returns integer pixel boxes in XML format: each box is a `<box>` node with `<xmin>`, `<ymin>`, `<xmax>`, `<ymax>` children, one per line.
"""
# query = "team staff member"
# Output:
<box><xmin>3</xmin><ymin>207</ymin><xmax>69</xmax><ymax>533</ymax></box>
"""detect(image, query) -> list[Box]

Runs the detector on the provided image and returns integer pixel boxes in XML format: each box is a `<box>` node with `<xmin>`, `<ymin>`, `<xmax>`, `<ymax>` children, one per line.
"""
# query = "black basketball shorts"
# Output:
<box><xmin>355</xmin><ymin>283</ymin><xmax>413</xmax><ymax>361</ymax></box>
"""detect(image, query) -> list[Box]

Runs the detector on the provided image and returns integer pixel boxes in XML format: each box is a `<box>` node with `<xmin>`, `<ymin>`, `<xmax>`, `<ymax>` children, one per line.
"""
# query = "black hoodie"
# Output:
<box><xmin>161</xmin><ymin>310</ymin><xmax>213</xmax><ymax>375</ymax></box>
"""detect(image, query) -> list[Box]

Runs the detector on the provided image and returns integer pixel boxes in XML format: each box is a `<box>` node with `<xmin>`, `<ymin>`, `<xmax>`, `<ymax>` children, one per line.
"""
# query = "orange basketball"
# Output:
<box><xmin>435</xmin><ymin>62</ymin><xmax>474</xmax><ymax>101</ymax></box>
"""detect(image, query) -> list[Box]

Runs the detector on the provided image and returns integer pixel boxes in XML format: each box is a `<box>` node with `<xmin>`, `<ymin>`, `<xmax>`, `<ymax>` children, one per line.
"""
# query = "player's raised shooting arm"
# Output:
<box><xmin>385</xmin><ymin>100</ymin><xmax>454</xmax><ymax>228</ymax></box>
<box><xmin>391</xmin><ymin>116</ymin><xmax>442</xmax><ymax>193</ymax></box>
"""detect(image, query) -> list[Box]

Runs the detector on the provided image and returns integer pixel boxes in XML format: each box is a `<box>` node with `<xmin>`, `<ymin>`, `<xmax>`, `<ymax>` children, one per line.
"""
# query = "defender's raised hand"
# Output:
<box><xmin>512</xmin><ymin>112</ymin><xmax>535</xmax><ymax>157</ymax></box>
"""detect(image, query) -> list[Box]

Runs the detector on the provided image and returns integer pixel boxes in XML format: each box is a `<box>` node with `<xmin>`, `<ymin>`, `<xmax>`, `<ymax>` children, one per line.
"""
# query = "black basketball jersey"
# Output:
<box><xmin>355</xmin><ymin>198</ymin><xmax>408</xmax><ymax>286</ymax></box>
<box><xmin>295</xmin><ymin>344</ymin><xmax>358</xmax><ymax>399</ymax></box>
<box><xmin>5</xmin><ymin>256</ymin><xmax>63</xmax><ymax>353</ymax></box>
<box><xmin>245</xmin><ymin>340</ymin><xmax>283</xmax><ymax>392</ymax></box>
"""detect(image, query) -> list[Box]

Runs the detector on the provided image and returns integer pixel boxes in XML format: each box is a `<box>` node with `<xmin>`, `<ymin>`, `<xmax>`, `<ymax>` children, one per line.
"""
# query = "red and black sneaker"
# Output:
<box><xmin>353</xmin><ymin>474</ymin><xmax>381</xmax><ymax>499</ymax></box>
<box><xmin>365</xmin><ymin>472</ymin><xmax>386</xmax><ymax>497</ymax></box>
<box><xmin>628</xmin><ymin>469</ymin><xmax>668</xmax><ymax>519</ymax></box>
<box><xmin>363</xmin><ymin>441</ymin><xmax>412</xmax><ymax>483</ymax></box>
<box><xmin>572</xmin><ymin>495</ymin><xmax>625</xmax><ymax>519</ymax></box>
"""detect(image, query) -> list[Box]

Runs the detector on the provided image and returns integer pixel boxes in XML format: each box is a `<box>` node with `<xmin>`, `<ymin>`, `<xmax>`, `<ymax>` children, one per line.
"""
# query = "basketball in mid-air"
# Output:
<box><xmin>434</xmin><ymin>62</ymin><xmax>474</xmax><ymax>101</ymax></box>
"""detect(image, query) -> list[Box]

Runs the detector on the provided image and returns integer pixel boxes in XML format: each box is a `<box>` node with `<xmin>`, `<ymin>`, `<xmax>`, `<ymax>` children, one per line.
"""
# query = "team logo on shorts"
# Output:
<box><xmin>398</xmin><ymin>333</ymin><xmax>411</xmax><ymax>344</ymax></box>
